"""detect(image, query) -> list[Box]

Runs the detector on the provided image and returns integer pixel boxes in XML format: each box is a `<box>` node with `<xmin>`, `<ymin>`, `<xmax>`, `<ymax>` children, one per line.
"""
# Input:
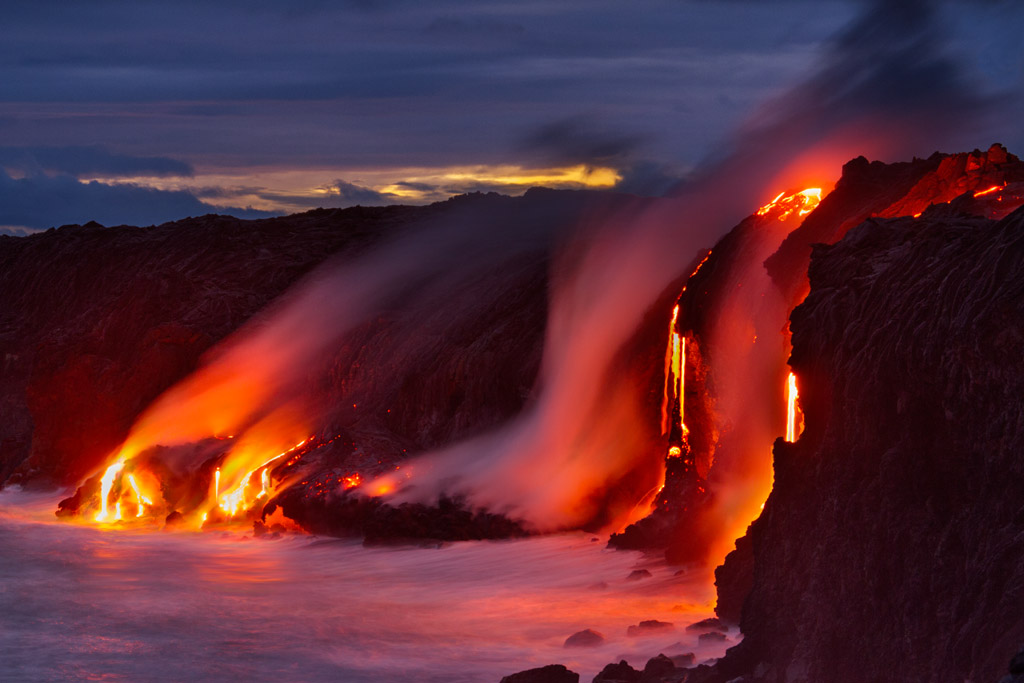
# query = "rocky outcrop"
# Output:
<box><xmin>499</xmin><ymin>664</ymin><xmax>580</xmax><ymax>683</ymax></box>
<box><xmin>4</xmin><ymin>187</ymin><xmax>680</xmax><ymax>537</ymax></box>
<box><xmin>715</xmin><ymin>202</ymin><xmax>1024</xmax><ymax>682</ymax></box>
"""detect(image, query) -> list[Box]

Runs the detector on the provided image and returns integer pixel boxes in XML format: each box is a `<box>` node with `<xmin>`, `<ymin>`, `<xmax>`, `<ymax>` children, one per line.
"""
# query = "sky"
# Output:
<box><xmin>0</xmin><ymin>0</ymin><xmax>1022</xmax><ymax>233</ymax></box>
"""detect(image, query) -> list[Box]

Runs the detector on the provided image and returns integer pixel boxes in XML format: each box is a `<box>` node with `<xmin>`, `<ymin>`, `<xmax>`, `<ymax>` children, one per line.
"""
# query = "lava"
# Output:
<box><xmin>127</xmin><ymin>474</ymin><xmax>152</xmax><ymax>518</ymax></box>
<box><xmin>94</xmin><ymin>460</ymin><xmax>125</xmax><ymax>523</ymax></box>
<box><xmin>217</xmin><ymin>438</ymin><xmax>309</xmax><ymax>518</ymax></box>
<box><xmin>756</xmin><ymin>188</ymin><xmax>822</xmax><ymax>221</ymax></box>
<box><xmin>786</xmin><ymin>372</ymin><xmax>800</xmax><ymax>443</ymax></box>
<box><xmin>661</xmin><ymin>304</ymin><xmax>681</xmax><ymax>434</ymax></box>
<box><xmin>973</xmin><ymin>184</ymin><xmax>1003</xmax><ymax>197</ymax></box>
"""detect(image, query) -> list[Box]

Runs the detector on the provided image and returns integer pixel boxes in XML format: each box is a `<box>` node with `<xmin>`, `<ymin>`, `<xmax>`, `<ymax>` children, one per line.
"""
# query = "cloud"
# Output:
<box><xmin>0</xmin><ymin>170</ymin><xmax>272</xmax><ymax>229</ymax></box>
<box><xmin>249</xmin><ymin>180</ymin><xmax>401</xmax><ymax>210</ymax></box>
<box><xmin>0</xmin><ymin>146</ymin><xmax>193</xmax><ymax>178</ymax></box>
<box><xmin>520</xmin><ymin>116</ymin><xmax>642</xmax><ymax>168</ymax></box>
<box><xmin>613</xmin><ymin>160</ymin><xmax>687</xmax><ymax>197</ymax></box>
<box><xmin>325</xmin><ymin>180</ymin><xmax>400</xmax><ymax>206</ymax></box>
<box><xmin>0</xmin><ymin>225</ymin><xmax>41</xmax><ymax>237</ymax></box>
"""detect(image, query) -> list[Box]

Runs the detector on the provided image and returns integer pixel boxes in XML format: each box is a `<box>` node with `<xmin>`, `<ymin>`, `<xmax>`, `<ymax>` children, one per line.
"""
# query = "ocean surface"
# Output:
<box><xmin>0</xmin><ymin>490</ymin><xmax>732</xmax><ymax>682</ymax></box>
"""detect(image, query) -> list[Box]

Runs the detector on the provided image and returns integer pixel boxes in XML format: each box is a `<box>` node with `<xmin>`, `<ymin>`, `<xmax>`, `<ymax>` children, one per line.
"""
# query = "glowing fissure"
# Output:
<box><xmin>786</xmin><ymin>372</ymin><xmax>800</xmax><ymax>443</ymax></box>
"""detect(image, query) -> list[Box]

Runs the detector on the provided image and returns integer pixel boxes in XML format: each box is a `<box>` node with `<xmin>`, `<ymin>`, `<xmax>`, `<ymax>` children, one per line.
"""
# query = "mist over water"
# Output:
<box><xmin>1</xmin><ymin>491</ymin><xmax>728</xmax><ymax>682</ymax></box>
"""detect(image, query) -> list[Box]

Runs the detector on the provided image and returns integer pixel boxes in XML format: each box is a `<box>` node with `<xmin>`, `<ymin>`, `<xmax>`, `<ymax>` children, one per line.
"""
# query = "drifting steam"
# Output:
<box><xmin>76</xmin><ymin>0</ymin><xmax>1004</xmax><ymax>561</ymax></box>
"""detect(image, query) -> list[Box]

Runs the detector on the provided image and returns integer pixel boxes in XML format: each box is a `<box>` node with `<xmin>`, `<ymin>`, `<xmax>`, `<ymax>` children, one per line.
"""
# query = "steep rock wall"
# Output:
<box><xmin>719</xmin><ymin>202</ymin><xmax>1024</xmax><ymax>683</ymax></box>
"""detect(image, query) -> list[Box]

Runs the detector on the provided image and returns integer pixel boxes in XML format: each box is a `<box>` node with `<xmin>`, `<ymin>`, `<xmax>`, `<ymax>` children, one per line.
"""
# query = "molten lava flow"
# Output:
<box><xmin>661</xmin><ymin>312</ymin><xmax>688</xmax><ymax>440</ymax></box>
<box><xmin>679</xmin><ymin>336</ymin><xmax>687</xmax><ymax>437</ymax></box>
<box><xmin>660</xmin><ymin>253</ymin><xmax>712</xmax><ymax>439</ymax></box>
<box><xmin>95</xmin><ymin>460</ymin><xmax>125</xmax><ymax>522</ymax></box>
<box><xmin>217</xmin><ymin>438</ymin><xmax>309</xmax><ymax>518</ymax></box>
<box><xmin>661</xmin><ymin>304</ymin><xmax>681</xmax><ymax>434</ymax></box>
<box><xmin>342</xmin><ymin>473</ymin><xmax>362</xmax><ymax>489</ymax></box>
<box><xmin>127</xmin><ymin>474</ymin><xmax>152</xmax><ymax>518</ymax></box>
<box><xmin>756</xmin><ymin>188</ymin><xmax>822</xmax><ymax>221</ymax></box>
<box><xmin>785</xmin><ymin>372</ymin><xmax>800</xmax><ymax>443</ymax></box>
<box><xmin>973</xmin><ymin>184</ymin><xmax>1003</xmax><ymax>198</ymax></box>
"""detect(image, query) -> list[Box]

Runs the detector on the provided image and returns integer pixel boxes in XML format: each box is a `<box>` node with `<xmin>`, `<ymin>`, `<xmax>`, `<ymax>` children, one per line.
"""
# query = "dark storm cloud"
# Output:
<box><xmin>0</xmin><ymin>146</ymin><xmax>193</xmax><ymax>178</ymax></box>
<box><xmin>0</xmin><ymin>1</ymin><xmax>857</xmax><ymax>172</ymax></box>
<box><xmin>253</xmin><ymin>180</ymin><xmax>400</xmax><ymax>209</ymax></box>
<box><xmin>0</xmin><ymin>170</ymin><xmax>271</xmax><ymax>229</ymax></box>
<box><xmin>614</xmin><ymin>161</ymin><xmax>688</xmax><ymax>197</ymax></box>
<box><xmin>517</xmin><ymin>117</ymin><xmax>687</xmax><ymax>196</ymax></box>
<box><xmin>393</xmin><ymin>181</ymin><xmax>438</xmax><ymax>193</ymax></box>
<box><xmin>520</xmin><ymin>117</ymin><xmax>642</xmax><ymax>168</ymax></box>
<box><xmin>675</xmin><ymin>0</ymin><xmax>1018</xmax><ymax>193</ymax></box>
<box><xmin>326</xmin><ymin>180</ymin><xmax>399</xmax><ymax>205</ymax></box>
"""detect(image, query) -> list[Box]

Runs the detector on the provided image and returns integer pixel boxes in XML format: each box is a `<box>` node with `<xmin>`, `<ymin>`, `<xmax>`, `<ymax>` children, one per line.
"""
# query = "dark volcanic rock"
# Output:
<box><xmin>626</xmin><ymin>620</ymin><xmax>675</xmax><ymax>637</ymax></box>
<box><xmin>684</xmin><ymin>618</ymin><xmax>726</xmax><ymax>634</ymax></box>
<box><xmin>1011</xmin><ymin>647</ymin><xmax>1024</xmax><ymax>674</ymax></box>
<box><xmin>668</xmin><ymin>653</ymin><xmax>695</xmax><ymax>669</ymax></box>
<box><xmin>640</xmin><ymin>654</ymin><xmax>679</xmax><ymax>682</ymax></box>
<box><xmin>594</xmin><ymin>660</ymin><xmax>642</xmax><ymax>683</ymax></box>
<box><xmin>499</xmin><ymin>664</ymin><xmax>579</xmax><ymax>683</ymax></box>
<box><xmin>696</xmin><ymin>632</ymin><xmax>727</xmax><ymax>645</ymax></box>
<box><xmin>713</xmin><ymin>528</ymin><xmax>753</xmax><ymax>625</ymax></box>
<box><xmin>266</xmin><ymin>491</ymin><xmax>528</xmax><ymax>544</ymax></box>
<box><xmin>715</xmin><ymin>204</ymin><xmax>1024</xmax><ymax>682</ymax></box>
<box><xmin>626</xmin><ymin>569</ymin><xmax>653</xmax><ymax>581</ymax></box>
<box><xmin>563</xmin><ymin>629</ymin><xmax>606</xmax><ymax>648</ymax></box>
<box><xmin>999</xmin><ymin>647</ymin><xmax>1024</xmax><ymax>683</ymax></box>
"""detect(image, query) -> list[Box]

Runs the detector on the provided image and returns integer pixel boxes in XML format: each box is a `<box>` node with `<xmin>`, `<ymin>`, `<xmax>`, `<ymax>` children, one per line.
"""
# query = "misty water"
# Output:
<box><xmin>0</xmin><ymin>491</ymin><xmax>733</xmax><ymax>682</ymax></box>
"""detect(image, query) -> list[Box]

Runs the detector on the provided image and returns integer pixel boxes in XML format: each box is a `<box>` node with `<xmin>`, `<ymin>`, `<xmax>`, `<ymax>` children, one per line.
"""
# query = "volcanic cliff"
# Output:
<box><xmin>702</xmin><ymin>200</ymin><xmax>1024</xmax><ymax>683</ymax></box>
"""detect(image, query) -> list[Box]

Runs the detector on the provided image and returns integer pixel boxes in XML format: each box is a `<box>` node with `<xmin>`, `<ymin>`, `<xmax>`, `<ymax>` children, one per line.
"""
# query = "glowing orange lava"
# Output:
<box><xmin>756</xmin><ymin>188</ymin><xmax>822</xmax><ymax>221</ymax></box>
<box><xmin>127</xmin><ymin>474</ymin><xmax>152</xmax><ymax>518</ymax></box>
<box><xmin>342</xmin><ymin>473</ymin><xmax>362</xmax><ymax>489</ymax></box>
<box><xmin>218</xmin><ymin>438</ymin><xmax>308</xmax><ymax>517</ymax></box>
<box><xmin>95</xmin><ymin>460</ymin><xmax>125</xmax><ymax>522</ymax></box>
<box><xmin>661</xmin><ymin>305</ymin><xmax>681</xmax><ymax>434</ymax></box>
<box><xmin>660</xmin><ymin>252</ymin><xmax>711</xmax><ymax>438</ymax></box>
<box><xmin>973</xmin><ymin>184</ymin><xmax>1003</xmax><ymax>198</ymax></box>
<box><xmin>785</xmin><ymin>372</ymin><xmax>800</xmax><ymax>443</ymax></box>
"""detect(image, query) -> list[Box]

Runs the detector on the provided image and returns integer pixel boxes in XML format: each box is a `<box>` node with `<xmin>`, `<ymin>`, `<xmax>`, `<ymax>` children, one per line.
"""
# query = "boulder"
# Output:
<box><xmin>499</xmin><ymin>664</ymin><xmax>579</xmax><ymax>683</ymax></box>
<box><xmin>563</xmin><ymin>629</ymin><xmax>606</xmax><ymax>648</ymax></box>
<box><xmin>593</xmin><ymin>660</ymin><xmax>641</xmax><ymax>683</ymax></box>
<box><xmin>626</xmin><ymin>620</ymin><xmax>675</xmax><ymax>637</ymax></box>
